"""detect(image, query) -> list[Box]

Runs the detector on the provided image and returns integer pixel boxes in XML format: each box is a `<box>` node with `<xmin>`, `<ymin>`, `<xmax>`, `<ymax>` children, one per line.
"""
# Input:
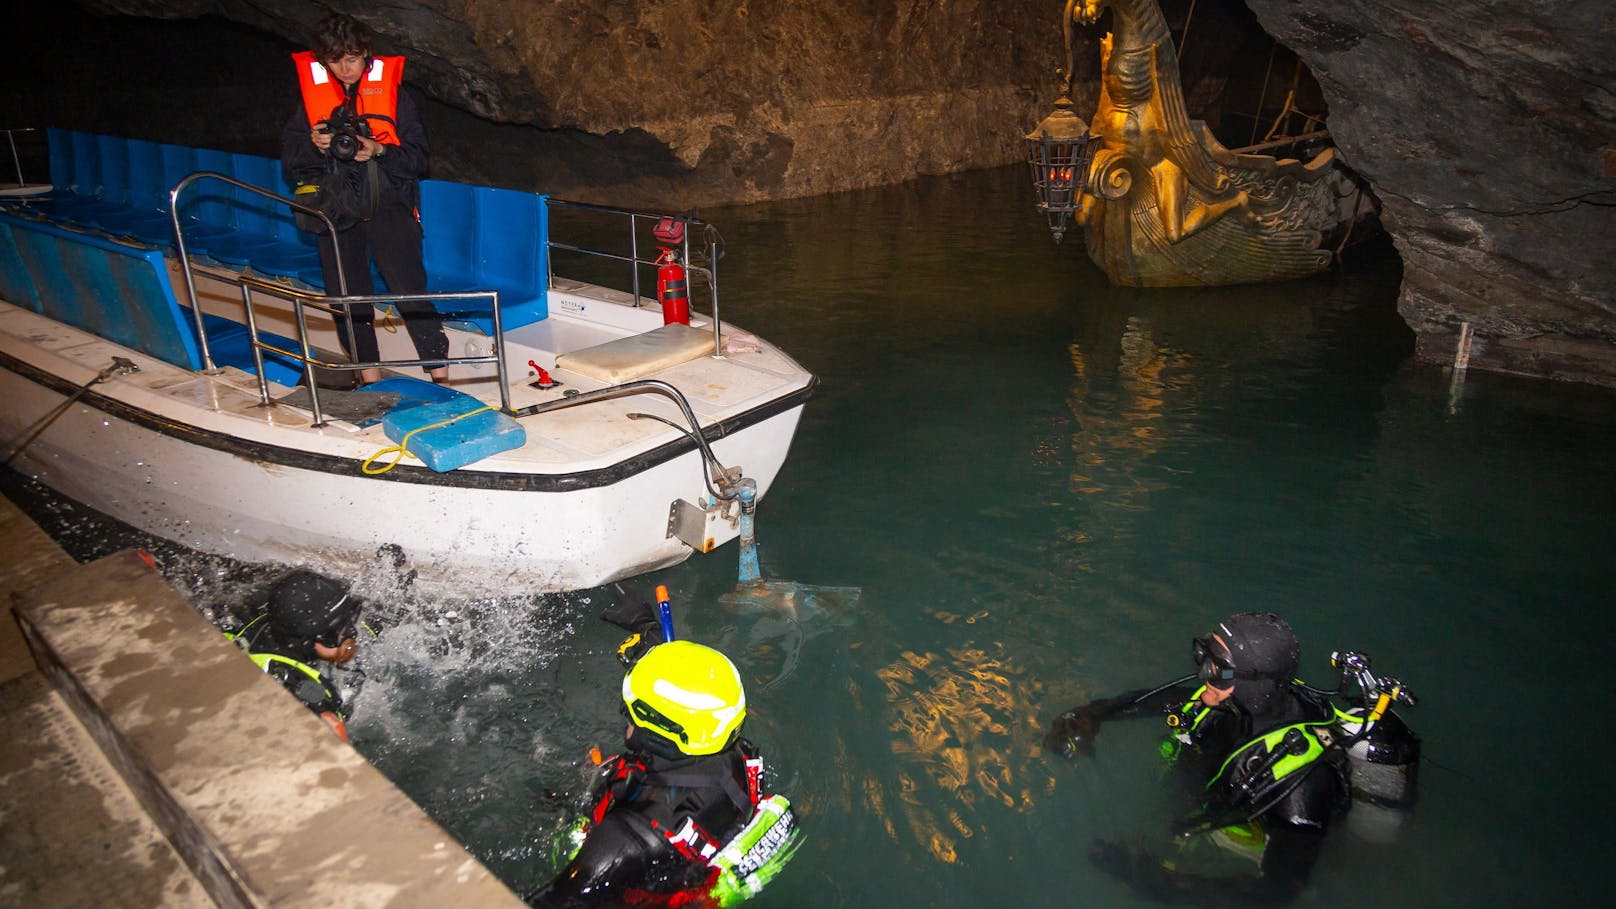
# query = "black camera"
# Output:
<box><xmin>324</xmin><ymin>105</ymin><xmax>371</xmax><ymax>163</ymax></box>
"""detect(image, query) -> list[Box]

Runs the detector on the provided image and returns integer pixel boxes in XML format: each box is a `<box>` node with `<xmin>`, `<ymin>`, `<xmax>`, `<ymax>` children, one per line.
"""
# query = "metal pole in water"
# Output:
<box><xmin>736</xmin><ymin>478</ymin><xmax>761</xmax><ymax>585</ymax></box>
<box><xmin>1447</xmin><ymin>321</ymin><xmax>1473</xmax><ymax>414</ymax></box>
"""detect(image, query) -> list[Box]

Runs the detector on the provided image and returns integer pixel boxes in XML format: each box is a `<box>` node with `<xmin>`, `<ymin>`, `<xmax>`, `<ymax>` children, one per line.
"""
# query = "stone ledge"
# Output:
<box><xmin>14</xmin><ymin>549</ymin><xmax>524</xmax><ymax>909</ymax></box>
<box><xmin>0</xmin><ymin>670</ymin><xmax>213</xmax><ymax>907</ymax></box>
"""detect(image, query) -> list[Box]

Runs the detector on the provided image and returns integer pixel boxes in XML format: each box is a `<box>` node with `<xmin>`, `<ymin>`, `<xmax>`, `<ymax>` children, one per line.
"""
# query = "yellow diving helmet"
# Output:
<box><xmin>622</xmin><ymin>641</ymin><xmax>747</xmax><ymax>756</ymax></box>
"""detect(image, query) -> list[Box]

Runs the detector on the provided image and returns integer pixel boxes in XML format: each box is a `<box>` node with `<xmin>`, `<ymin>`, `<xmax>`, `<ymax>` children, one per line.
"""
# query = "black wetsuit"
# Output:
<box><xmin>1050</xmin><ymin>683</ymin><xmax>1348</xmax><ymax>905</ymax></box>
<box><xmin>532</xmin><ymin>743</ymin><xmax>757</xmax><ymax>908</ymax></box>
<box><xmin>280</xmin><ymin>84</ymin><xmax>448</xmax><ymax>371</ymax></box>
<box><xmin>228</xmin><ymin>614</ymin><xmax>348</xmax><ymax>720</ymax></box>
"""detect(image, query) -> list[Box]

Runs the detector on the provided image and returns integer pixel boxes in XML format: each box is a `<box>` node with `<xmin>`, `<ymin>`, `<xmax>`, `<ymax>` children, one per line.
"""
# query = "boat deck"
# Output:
<box><xmin>0</xmin><ymin>266</ymin><xmax>812</xmax><ymax>477</ymax></box>
<box><xmin>0</xmin><ymin>131</ymin><xmax>815</xmax><ymax>592</ymax></box>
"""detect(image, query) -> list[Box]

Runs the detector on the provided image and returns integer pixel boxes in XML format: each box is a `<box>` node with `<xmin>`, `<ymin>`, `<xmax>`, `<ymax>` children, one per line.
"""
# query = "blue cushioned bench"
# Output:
<box><xmin>32</xmin><ymin>129</ymin><xmax>318</xmax><ymax>279</ymax></box>
<box><xmin>37</xmin><ymin>130</ymin><xmax>234</xmax><ymax>252</ymax></box>
<box><xmin>0</xmin><ymin>210</ymin><xmax>303</xmax><ymax>385</ymax></box>
<box><xmin>14</xmin><ymin>130</ymin><xmax>553</xmax><ymax>341</ymax></box>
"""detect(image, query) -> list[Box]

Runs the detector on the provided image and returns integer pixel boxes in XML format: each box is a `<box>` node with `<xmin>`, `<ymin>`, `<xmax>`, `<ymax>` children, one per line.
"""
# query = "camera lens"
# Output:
<box><xmin>330</xmin><ymin>131</ymin><xmax>359</xmax><ymax>162</ymax></box>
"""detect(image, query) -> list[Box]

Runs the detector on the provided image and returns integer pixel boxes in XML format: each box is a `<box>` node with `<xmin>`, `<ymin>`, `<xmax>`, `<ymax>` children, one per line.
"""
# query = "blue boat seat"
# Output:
<box><xmin>420</xmin><ymin>180</ymin><xmax>549</xmax><ymax>334</ymax></box>
<box><xmin>0</xmin><ymin>210</ymin><xmax>201</xmax><ymax>367</ymax></box>
<box><xmin>0</xmin><ymin>210</ymin><xmax>303</xmax><ymax>385</ymax></box>
<box><xmin>32</xmin><ymin>130</ymin><xmax>122</xmax><ymax>227</ymax></box>
<box><xmin>197</xmin><ymin>312</ymin><xmax>305</xmax><ymax>387</ymax></box>
<box><xmin>90</xmin><ymin>138</ymin><xmax>177</xmax><ymax>242</ymax></box>
<box><xmin>0</xmin><ymin>220</ymin><xmax>43</xmax><ymax>312</ymax></box>
<box><xmin>21</xmin><ymin>132</ymin><xmax>557</xmax><ymax>346</ymax></box>
<box><xmin>203</xmin><ymin>154</ymin><xmax>295</xmax><ymax>267</ymax></box>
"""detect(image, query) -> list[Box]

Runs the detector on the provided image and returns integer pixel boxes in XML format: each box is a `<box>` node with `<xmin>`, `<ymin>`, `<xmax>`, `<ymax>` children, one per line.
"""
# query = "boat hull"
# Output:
<box><xmin>0</xmin><ymin>351</ymin><xmax>804</xmax><ymax>597</ymax></box>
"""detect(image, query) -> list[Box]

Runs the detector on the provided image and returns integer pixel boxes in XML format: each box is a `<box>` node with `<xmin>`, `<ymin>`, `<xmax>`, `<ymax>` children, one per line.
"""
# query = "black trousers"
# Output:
<box><xmin>318</xmin><ymin>202</ymin><xmax>449</xmax><ymax>370</ymax></box>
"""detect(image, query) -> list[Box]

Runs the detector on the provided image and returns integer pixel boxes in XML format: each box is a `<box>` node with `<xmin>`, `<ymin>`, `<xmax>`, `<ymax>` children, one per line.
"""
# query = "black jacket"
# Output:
<box><xmin>280</xmin><ymin>84</ymin><xmax>429</xmax><ymax>211</ymax></box>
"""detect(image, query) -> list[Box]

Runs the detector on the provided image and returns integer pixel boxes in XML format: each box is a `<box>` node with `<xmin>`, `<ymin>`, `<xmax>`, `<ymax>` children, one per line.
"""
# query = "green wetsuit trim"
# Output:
<box><xmin>226</xmin><ymin>617</ymin><xmax>335</xmax><ymax>696</ymax></box>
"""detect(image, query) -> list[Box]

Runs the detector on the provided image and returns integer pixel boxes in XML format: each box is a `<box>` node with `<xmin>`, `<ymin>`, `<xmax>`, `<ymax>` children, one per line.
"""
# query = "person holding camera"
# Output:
<box><xmin>281</xmin><ymin>12</ymin><xmax>448</xmax><ymax>385</ymax></box>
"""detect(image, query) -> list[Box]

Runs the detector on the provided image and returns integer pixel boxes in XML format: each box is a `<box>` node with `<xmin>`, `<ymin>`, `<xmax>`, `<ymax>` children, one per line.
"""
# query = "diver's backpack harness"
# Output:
<box><xmin>575</xmin><ymin>741</ymin><xmax>800</xmax><ymax>905</ymax></box>
<box><xmin>224</xmin><ymin>615</ymin><xmax>344</xmax><ymax>718</ymax></box>
<box><xmin>1161</xmin><ymin>650</ymin><xmax>1420</xmax><ymax>834</ymax></box>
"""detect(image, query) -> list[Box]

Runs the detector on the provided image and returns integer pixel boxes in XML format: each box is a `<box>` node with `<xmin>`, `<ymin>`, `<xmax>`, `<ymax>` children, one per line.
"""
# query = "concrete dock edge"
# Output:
<box><xmin>3</xmin><ymin>495</ymin><xmax>525</xmax><ymax>907</ymax></box>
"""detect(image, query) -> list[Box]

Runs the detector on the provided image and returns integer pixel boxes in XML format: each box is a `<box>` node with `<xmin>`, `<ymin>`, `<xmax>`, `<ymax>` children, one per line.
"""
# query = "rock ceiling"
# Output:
<box><xmin>60</xmin><ymin>1</ymin><xmax>1616</xmax><ymax>385</ymax></box>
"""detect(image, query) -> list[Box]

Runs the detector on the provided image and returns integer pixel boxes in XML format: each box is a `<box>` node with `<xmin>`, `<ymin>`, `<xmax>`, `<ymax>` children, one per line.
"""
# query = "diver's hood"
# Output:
<box><xmin>267</xmin><ymin>570</ymin><xmax>356</xmax><ymax>643</ymax></box>
<box><xmin>1214</xmin><ymin>612</ymin><xmax>1300</xmax><ymax>717</ymax></box>
<box><xmin>625</xmin><ymin>723</ymin><xmax>690</xmax><ymax>763</ymax></box>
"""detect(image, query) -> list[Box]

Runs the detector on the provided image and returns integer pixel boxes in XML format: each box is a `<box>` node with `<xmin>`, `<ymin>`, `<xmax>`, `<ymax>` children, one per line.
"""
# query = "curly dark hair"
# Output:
<box><xmin>312</xmin><ymin>12</ymin><xmax>372</xmax><ymax>63</ymax></box>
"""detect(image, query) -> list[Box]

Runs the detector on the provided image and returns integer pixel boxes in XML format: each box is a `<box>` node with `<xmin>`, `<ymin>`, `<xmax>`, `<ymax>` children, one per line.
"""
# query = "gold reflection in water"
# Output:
<box><xmin>1068</xmin><ymin>317</ymin><xmax>1178</xmax><ymax>482</ymax></box>
<box><xmin>1049</xmin><ymin>316</ymin><xmax>1194</xmax><ymax>579</ymax></box>
<box><xmin>876</xmin><ymin>646</ymin><xmax>1043</xmax><ymax>865</ymax></box>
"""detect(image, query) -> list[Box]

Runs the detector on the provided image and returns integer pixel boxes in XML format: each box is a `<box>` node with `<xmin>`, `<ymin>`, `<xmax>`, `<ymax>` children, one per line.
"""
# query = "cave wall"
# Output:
<box><xmin>70</xmin><ymin>0</ymin><xmax>1066</xmax><ymax>206</ymax></box>
<box><xmin>24</xmin><ymin>1</ymin><xmax>1616</xmax><ymax>386</ymax></box>
<box><xmin>1244</xmin><ymin>0</ymin><xmax>1615</xmax><ymax>385</ymax></box>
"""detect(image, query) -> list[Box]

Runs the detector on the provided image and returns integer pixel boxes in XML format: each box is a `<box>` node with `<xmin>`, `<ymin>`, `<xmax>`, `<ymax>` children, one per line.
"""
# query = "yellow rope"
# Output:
<box><xmin>362</xmin><ymin>405</ymin><xmax>495</xmax><ymax>475</ymax></box>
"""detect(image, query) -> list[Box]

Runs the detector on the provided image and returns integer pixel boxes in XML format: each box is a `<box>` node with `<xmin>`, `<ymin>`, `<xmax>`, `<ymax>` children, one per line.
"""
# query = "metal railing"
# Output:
<box><xmin>170</xmin><ymin>171</ymin><xmax>514</xmax><ymax>426</ymax></box>
<box><xmin>545</xmin><ymin>199</ymin><xmax>726</xmax><ymax>358</ymax></box>
<box><xmin>0</xmin><ymin>127</ymin><xmax>48</xmax><ymax>197</ymax></box>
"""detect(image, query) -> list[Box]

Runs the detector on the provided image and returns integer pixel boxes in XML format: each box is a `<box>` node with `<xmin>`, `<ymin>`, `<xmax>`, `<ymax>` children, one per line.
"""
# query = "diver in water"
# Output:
<box><xmin>226</xmin><ymin>569</ymin><xmax>364</xmax><ymax>741</ymax></box>
<box><xmin>1046</xmin><ymin>612</ymin><xmax>1410</xmax><ymax>904</ymax></box>
<box><xmin>533</xmin><ymin>638</ymin><xmax>800</xmax><ymax>908</ymax></box>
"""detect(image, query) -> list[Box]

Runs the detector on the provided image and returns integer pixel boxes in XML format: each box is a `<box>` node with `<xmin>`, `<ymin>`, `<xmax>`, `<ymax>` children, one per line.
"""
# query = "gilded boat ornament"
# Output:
<box><xmin>1029</xmin><ymin>0</ymin><xmax>1366</xmax><ymax>287</ymax></box>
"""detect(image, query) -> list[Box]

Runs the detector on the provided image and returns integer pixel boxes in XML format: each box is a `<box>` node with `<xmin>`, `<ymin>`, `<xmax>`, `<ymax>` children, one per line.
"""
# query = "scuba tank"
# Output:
<box><xmin>1337</xmin><ymin>707</ymin><xmax>1420</xmax><ymax>808</ymax></box>
<box><xmin>1329</xmin><ymin>650</ymin><xmax>1421</xmax><ymax>844</ymax></box>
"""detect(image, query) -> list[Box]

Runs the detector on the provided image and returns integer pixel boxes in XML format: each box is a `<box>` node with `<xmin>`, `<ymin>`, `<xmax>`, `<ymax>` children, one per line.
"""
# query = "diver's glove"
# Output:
<box><xmin>1089</xmin><ymin>838</ymin><xmax>1197</xmax><ymax>902</ymax></box>
<box><xmin>600</xmin><ymin>595</ymin><xmax>664</xmax><ymax>666</ymax></box>
<box><xmin>1045</xmin><ymin>703</ymin><xmax>1107</xmax><ymax>758</ymax></box>
<box><xmin>1088</xmin><ymin>838</ymin><xmax>1137</xmax><ymax>878</ymax></box>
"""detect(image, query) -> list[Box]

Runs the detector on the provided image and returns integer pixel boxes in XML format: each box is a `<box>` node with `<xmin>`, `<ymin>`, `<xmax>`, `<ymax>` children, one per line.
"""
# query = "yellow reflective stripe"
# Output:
<box><xmin>224</xmin><ymin>614</ymin><xmax>265</xmax><ymax>642</ymax></box>
<box><xmin>1179</xmin><ymin>687</ymin><xmax>1212</xmax><ymax>731</ymax></box>
<box><xmin>247</xmin><ymin>651</ymin><xmax>327</xmax><ymax>686</ymax></box>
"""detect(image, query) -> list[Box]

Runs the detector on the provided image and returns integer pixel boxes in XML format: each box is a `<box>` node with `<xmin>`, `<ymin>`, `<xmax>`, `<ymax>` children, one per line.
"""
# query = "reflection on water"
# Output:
<box><xmin>6</xmin><ymin>164</ymin><xmax>1616</xmax><ymax>906</ymax></box>
<box><xmin>878</xmin><ymin>645</ymin><xmax>1030</xmax><ymax>864</ymax></box>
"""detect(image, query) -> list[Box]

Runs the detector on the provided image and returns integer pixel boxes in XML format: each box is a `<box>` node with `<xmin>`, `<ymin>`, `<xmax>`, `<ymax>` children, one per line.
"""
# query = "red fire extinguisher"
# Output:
<box><xmin>655</xmin><ymin>246</ymin><xmax>690</xmax><ymax>325</ymax></box>
<box><xmin>653</xmin><ymin>217</ymin><xmax>690</xmax><ymax>325</ymax></box>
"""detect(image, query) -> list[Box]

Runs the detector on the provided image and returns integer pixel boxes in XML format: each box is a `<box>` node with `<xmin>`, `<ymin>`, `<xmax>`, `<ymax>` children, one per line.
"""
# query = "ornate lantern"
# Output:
<box><xmin>1026</xmin><ymin>0</ymin><xmax>1099</xmax><ymax>244</ymax></box>
<box><xmin>1024</xmin><ymin>97</ymin><xmax>1096</xmax><ymax>244</ymax></box>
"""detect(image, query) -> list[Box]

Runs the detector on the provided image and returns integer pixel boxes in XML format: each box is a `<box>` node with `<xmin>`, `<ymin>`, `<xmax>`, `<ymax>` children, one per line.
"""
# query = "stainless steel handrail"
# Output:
<box><xmin>546</xmin><ymin>199</ymin><xmax>725</xmax><ymax>358</ymax></box>
<box><xmin>169</xmin><ymin>171</ymin><xmax>515</xmax><ymax>426</ymax></box>
<box><xmin>2</xmin><ymin>127</ymin><xmax>38</xmax><ymax>189</ymax></box>
<box><xmin>513</xmin><ymin>378</ymin><xmax>736</xmax><ymax>502</ymax></box>
<box><xmin>234</xmin><ymin>278</ymin><xmax>510</xmax><ymax>425</ymax></box>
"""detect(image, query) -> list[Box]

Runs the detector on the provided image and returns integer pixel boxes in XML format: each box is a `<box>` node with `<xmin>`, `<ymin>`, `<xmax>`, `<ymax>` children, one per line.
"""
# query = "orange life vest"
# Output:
<box><xmin>292</xmin><ymin>50</ymin><xmax>404</xmax><ymax>146</ymax></box>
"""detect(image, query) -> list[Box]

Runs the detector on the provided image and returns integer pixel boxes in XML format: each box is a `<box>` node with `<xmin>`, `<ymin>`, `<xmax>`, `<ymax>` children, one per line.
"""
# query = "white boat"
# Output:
<box><xmin>0</xmin><ymin>131</ymin><xmax>814</xmax><ymax>596</ymax></box>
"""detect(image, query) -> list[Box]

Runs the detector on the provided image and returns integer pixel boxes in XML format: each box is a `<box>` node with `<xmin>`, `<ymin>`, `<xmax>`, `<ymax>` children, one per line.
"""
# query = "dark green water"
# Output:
<box><xmin>8</xmin><ymin>165</ymin><xmax>1614</xmax><ymax>906</ymax></box>
<box><xmin>357</xmin><ymin>167</ymin><xmax>1616</xmax><ymax>905</ymax></box>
